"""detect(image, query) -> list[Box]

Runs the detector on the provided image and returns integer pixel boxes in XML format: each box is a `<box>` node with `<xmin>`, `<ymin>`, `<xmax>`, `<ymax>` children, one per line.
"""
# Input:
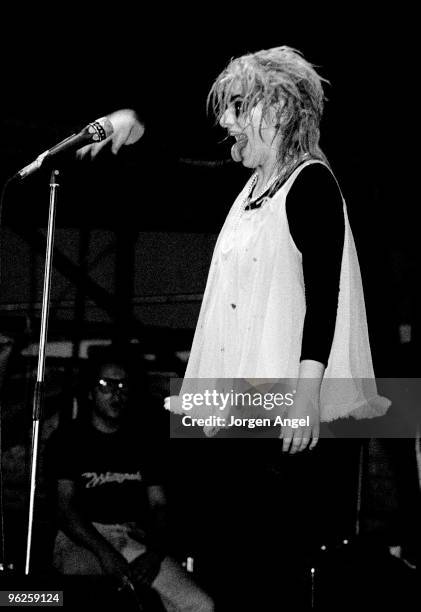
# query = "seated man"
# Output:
<box><xmin>45</xmin><ymin>350</ymin><xmax>213</xmax><ymax>612</ymax></box>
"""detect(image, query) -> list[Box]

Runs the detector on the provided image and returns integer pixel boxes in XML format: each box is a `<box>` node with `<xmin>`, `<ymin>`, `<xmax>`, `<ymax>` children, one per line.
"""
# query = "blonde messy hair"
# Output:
<box><xmin>208</xmin><ymin>46</ymin><xmax>330</xmax><ymax>168</ymax></box>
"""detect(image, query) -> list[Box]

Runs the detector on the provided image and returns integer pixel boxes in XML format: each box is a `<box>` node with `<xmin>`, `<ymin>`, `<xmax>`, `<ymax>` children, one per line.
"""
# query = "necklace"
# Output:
<box><xmin>234</xmin><ymin>171</ymin><xmax>281</xmax><ymax>225</ymax></box>
<box><xmin>247</xmin><ymin>171</ymin><xmax>283</xmax><ymax>204</ymax></box>
<box><xmin>220</xmin><ymin>174</ymin><xmax>257</xmax><ymax>251</ymax></box>
<box><xmin>232</xmin><ymin>173</ymin><xmax>258</xmax><ymax>226</ymax></box>
<box><xmin>223</xmin><ymin>157</ymin><xmax>311</xmax><ymax>251</ymax></box>
<box><xmin>222</xmin><ymin>171</ymin><xmax>283</xmax><ymax>253</ymax></box>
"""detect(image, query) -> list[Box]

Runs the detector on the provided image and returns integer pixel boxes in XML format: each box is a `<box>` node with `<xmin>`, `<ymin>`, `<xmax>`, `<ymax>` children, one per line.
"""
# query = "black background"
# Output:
<box><xmin>0</xmin><ymin>8</ymin><xmax>415</xmax><ymax>237</ymax></box>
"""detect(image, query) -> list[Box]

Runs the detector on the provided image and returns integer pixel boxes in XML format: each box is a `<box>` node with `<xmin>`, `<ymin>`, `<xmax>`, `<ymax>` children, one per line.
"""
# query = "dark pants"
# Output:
<box><xmin>170</xmin><ymin>437</ymin><xmax>362</xmax><ymax>609</ymax></box>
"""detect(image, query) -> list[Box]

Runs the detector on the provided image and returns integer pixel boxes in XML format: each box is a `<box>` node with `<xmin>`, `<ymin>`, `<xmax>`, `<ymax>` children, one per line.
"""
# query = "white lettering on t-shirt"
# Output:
<box><xmin>81</xmin><ymin>471</ymin><xmax>143</xmax><ymax>488</ymax></box>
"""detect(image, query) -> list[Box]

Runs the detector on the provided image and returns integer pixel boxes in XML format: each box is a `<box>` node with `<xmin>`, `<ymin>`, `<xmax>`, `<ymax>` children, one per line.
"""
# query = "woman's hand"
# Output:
<box><xmin>77</xmin><ymin>109</ymin><xmax>145</xmax><ymax>159</ymax></box>
<box><xmin>164</xmin><ymin>395</ymin><xmax>184</xmax><ymax>414</ymax></box>
<box><xmin>280</xmin><ymin>389</ymin><xmax>320</xmax><ymax>453</ymax></box>
<box><xmin>281</xmin><ymin>360</ymin><xmax>324</xmax><ymax>453</ymax></box>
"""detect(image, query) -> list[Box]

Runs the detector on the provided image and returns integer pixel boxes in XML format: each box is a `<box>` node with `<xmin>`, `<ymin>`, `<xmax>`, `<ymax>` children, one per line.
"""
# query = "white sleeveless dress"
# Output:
<box><xmin>178</xmin><ymin>160</ymin><xmax>390</xmax><ymax>431</ymax></box>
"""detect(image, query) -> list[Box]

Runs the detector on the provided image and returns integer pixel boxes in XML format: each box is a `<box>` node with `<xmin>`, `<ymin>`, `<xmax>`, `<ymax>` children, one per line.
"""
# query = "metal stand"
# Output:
<box><xmin>25</xmin><ymin>169</ymin><xmax>60</xmax><ymax>575</ymax></box>
<box><xmin>308</xmin><ymin>439</ymin><xmax>367</xmax><ymax>608</ymax></box>
<box><xmin>354</xmin><ymin>439</ymin><xmax>366</xmax><ymax>536</ymax></box>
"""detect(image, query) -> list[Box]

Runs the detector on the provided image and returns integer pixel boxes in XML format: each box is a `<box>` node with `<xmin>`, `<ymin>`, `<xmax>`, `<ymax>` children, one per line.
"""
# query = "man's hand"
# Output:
<box><xmin>0</xmin><ymin>334</ymin><xmax>14</xmax><ymax>387</ymax></box>
<box><xmin>77</xmin><ymin>109</ymin><xmax>145</xmax><ymax>159</ymax></box>
<box><xmin>281</xmin><ymin>390</ymin><xmax>320</xmax><ymax>454</ymax></box>
<box><xmin>130</xmin><ymin>550</ymin><xmax>163</xmax><ymax>587</ymax></box>
<box><xmin>0</xmin><ymin>333</ymin><xmax>14</xmax><ymax>355</ymax></box>
<box><xmin>97</xmin><ymin>546</ymin><xmax>132</xmax><ymax>584</ymax></box>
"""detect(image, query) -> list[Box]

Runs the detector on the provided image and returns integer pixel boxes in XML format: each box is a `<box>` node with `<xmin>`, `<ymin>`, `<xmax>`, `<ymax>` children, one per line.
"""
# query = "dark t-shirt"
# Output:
<box><xmin>46</xmin><ymin>419</ymin><xmax>163</xmax><ymax>525</ymax></box>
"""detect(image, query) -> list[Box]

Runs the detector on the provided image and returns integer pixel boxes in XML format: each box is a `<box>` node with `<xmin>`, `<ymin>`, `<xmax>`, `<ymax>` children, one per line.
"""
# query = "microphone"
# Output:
<box><xmin>13</xmin><ymin>116</ymin><xmax>113</xmax><ymax>180</ymax></box>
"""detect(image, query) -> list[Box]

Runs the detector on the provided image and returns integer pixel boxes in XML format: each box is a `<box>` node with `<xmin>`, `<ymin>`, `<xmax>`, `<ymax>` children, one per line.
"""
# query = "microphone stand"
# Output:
<box><xmin>25</xmin><ymin>169</ymin><xmax>60</xmax><ymax>575</ymax></box>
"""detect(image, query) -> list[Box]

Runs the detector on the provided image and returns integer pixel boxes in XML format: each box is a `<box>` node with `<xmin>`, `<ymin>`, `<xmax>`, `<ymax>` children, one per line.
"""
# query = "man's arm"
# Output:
<box><xmin>129</xmin><ymin>484</ymin><xmax>168</xmax><ymax>587</ymax></box>
<box><xmin>145</xmin><ymin>485</ymin><xmax>169</xmax><ymax>555</ymax></box>
<box><xmin>56</xmin><ymin>478</ymin><xmax>131</xmax><ymax>581</ymax></box>
<box><xmin>0</xmin><ymin>334</ymin><xmax>14</xmax><ymax>391</ymax></box>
